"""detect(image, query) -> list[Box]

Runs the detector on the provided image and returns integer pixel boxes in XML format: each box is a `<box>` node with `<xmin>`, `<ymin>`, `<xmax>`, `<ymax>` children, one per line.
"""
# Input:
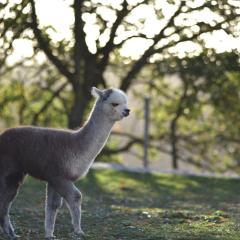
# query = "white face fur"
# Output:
<box><xmin>91</xmin><ymin>87</ymin><xmax>130</xmax><ymax>121</ymax></box>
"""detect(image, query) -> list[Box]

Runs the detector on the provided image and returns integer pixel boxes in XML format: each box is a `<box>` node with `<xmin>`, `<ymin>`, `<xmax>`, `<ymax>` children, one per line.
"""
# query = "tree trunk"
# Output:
<box><xmin>170</xmin><ymin>119</ymin><xmax>178</xmax><ymax>169</ymax></box>
<box><xmin>67</xmin><ymin>61</ymin><xmax>103</xmax><ymax>129</ymax></box>
<box><xmin>68</xmin><ymin>87</ymin><xmax>91</xmax><ymax>129</ymax></box>
<box><xmin>169</xmin><ymin>80</ymin><xmax>189</xmax><ymax>170</ymax></box>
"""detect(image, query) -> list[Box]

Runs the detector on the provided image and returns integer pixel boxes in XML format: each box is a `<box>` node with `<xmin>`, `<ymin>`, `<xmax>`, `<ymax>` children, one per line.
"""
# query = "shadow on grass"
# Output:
<box><xmin>1</xmin><ymin>169</ymin><xmax>240</xmax><ymax>240</ymax></box>
<box><xmin>77</xmin><ymin>170</ymin><xmax>240</xmax><ymax>240</ymax></box>
<box><xmin>81</xmin><ymin>169</ymin><xmax>240</xmax><ymax>210</ymax></box>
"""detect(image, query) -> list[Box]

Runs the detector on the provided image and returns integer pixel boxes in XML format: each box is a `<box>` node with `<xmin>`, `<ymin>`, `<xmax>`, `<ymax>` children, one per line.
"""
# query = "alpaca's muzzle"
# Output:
<box><xmin>123</xmin><ymin>109</ymin><xmax>130</xmax><ymax>117</ymax></box>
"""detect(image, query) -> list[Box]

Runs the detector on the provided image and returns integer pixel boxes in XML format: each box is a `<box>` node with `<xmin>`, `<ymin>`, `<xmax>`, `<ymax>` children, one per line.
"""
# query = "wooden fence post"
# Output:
<box><xmin>143</xmin><ymin>97</ymin><xmax>150</xmax><ymax>169</ymax></box>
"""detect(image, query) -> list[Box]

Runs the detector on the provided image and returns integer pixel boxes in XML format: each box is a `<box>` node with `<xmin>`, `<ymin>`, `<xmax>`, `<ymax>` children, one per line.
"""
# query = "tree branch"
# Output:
<box><xmin>103</xmin><ymin>139</ymin><xmax>140</xmax><ymax>154</ymax></box>
<box><xmin>154</xmin><ymin>17</ymin><xmax>238</xmax><ymax>54</ymax></box>
<box><xmin>98</xmin><ymin>0</ymin><xmax>129</xmax><ymax>70</ymax></box>
<box><xmin>0</xmin><ymin>27</ymin><xmax>25</xmax><ymax>69</ymax></box>
<box><xmin>29</xmin><ymin>0</ymin><xmax>73</xmax><ymax>81</ymax></box>
<box><xmin>0</xmin><ymin>55</ymin><xmax>34</xmax><ymax>76</ymax></box>
<box><xmin>0</xmin><ymin>96</ymin><xmax>23</xmax><ymax>110</ymax></box>
<box><xmin>31</xmin><ymin>81</ymin><xmax>69</xmax><ymax>125</ymax></box>
<box><xmin>120</xmin><ymin>1</ymin><xmax>185</xmax><ymax>91</ymax></box>
<box><xmin>97</xmin><ymin>0</ymin><xmax>151</xmax><ymax>70</ymax></box>
<box><xmin>114</xmin><ymin>33</ymin><xmax>150</xmax><ymax>49</ymax></box>
<box><xmin>120</xmin><ymin>13</ymin><xmax>238</xmax><ymax>91</ymax></box>
<box><xmin>103</xmin><ymin>131</ymin><xmax>167</xmax><ymax>155</ymax></box>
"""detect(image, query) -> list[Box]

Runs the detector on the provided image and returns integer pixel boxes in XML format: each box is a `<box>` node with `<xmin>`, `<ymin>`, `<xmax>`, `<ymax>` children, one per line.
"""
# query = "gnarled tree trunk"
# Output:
<box><xmin>170</xmin><ymin>80</ymin><xmax>189</xmax><ymax>170</ymax></box>
<box><xmin>68</xmin><ymin>59</ymin><xmax>104</xmax><ymax>129</ymax></box>
<box><xmin>68</xmin><ymin>87</ymin><xmax>91</xmax><ymax>129</ymax></box>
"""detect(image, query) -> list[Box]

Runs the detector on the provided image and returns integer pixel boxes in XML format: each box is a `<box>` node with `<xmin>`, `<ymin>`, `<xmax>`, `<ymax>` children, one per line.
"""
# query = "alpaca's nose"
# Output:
<box><xmin>123</xmin><ymin>108</ymin><xmax>130</xmax><ymax>117</ymax></box>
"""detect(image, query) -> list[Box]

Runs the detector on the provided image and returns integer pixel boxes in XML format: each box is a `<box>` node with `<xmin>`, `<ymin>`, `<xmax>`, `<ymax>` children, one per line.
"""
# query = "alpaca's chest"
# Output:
<box><xmin>65</xmin><ymin>135</ymin><xmax>109</xmax><ymax>180</ymax></box>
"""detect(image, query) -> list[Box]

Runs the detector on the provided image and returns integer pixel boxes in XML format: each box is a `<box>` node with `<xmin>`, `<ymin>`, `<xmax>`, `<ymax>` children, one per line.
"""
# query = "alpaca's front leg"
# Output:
<box><xmin>45</xmin><ymin>184</ymin><xmax>63</xmax><ymax>239</ymax></box>
<box><xmin>50</xmin><ymin>179</ymin><xmax>85</xmax><ymax>236</ymax></box>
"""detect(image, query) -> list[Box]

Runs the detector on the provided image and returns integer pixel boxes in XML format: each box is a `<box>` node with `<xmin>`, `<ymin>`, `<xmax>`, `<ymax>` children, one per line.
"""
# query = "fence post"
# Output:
<box><xmin>143</xmin><ymin>97</ymin><xmax>150</xmax><ymax>169</ymax></box>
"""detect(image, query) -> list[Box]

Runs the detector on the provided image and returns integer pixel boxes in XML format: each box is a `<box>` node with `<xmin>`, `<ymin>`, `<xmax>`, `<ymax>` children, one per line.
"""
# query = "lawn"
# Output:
<box><xmin>1</xmin><ymin>169</ymin><xmax>240</xmax><ymax>240</ymax></box>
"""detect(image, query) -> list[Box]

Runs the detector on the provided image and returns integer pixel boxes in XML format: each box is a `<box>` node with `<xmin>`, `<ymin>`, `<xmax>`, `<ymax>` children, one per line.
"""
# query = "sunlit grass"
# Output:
<box><xmin>1</xmin><ymin>169</ymin><xmax>240</xmax><ymax>240</ymax></box>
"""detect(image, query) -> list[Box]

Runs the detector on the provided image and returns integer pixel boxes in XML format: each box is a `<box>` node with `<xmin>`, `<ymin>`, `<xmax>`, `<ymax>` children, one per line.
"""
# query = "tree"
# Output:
<box><xmin>0</xmin><ymin>61</ymin><xmax>70</xmax><ymax>128</ymax></box>
<box><xmin>1</xmin><ymin>0</ymin><xmax>240</xmax><ymax>129</ymax></box>
<box><xmin>146</xmin><ymin>50</ymin><xmax>240</xmax><ymax>170</ymax></box>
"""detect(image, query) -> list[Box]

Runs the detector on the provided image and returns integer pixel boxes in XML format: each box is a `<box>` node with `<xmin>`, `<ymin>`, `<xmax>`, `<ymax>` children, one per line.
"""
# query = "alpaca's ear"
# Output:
<box><xmin>91</xmin><ymin>87</ymin><xmax>103</xmax><ymax>98</ymax></box>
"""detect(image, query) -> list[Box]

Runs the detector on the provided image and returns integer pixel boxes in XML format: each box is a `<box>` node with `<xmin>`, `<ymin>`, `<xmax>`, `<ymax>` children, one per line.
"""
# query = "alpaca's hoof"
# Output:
<box><xmin>4</xmin><ymin>232</ymin><xmax>20</xmax><ymax>240</ymax></box>
<box><xmin>2</xmin><ymin>226</ymin><xmax>20</xmax><ymax>239</ymax></box>
<box><xmin>45</xmin><ymin>236</ymin><xmax>56</xmax><ymax>240</ymax></box>
<box><xmin>74</xmin><ymin>229</ymin><xmax>86</xmax><ymax>239</ymax></box>
<box><xmin>10</xmin><ymin>235</ymin><xmax>20</xmax><ymax>240</ymax></box>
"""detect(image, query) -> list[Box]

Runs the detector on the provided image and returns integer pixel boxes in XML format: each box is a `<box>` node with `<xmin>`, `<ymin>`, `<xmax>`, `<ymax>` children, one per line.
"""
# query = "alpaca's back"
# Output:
<box><xmin>0</xmin><ymin>127</ymin><xmax>76</xmax><ymax>181</ymax></box>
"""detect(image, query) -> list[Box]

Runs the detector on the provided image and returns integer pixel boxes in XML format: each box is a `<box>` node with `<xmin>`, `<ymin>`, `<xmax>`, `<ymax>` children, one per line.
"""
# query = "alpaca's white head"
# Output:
<box><xmin>91</xmin><ymin>87</ymin><xmax>130</xmax><ymax>121</ymax></box>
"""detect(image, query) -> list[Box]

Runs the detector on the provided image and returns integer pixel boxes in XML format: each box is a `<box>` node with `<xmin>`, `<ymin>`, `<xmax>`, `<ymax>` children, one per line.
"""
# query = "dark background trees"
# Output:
<box><xmin>1</xmin><ymin>0</ymin><xmax>240</xmax><ymax>171</ymax></box>
<box><xmin>148</xmin><ymin>50</ymin><xmax>240</xmax><ymax>170</ymax></box>
<box><xmin>2</xmin><ymin>0</ymin><xmax>240</xmax><ymax>127</ymax></box>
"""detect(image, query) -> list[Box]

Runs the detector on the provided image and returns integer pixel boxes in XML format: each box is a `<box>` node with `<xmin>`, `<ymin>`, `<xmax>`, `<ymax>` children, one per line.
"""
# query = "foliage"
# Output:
<box><xmin>1</xmin><ymin>0</ymin><xmax>240</xmax><ymax>128</ymax></box>
<box><xmin>1</xmin><ymin>0</ymin><xmax>240</xmax><ymax>170</ymax></box>
<box><xmin>0</xmin><ymin>62</ymin><xmax>70</xmax><ymax>128</ymax></box>
<box><xmin>2</xmin><ymin>169</ymin><xmax>240</xmax><ymax>240</ymax></box>
<box><xmin>138</xmin><ymin>51</ymin><xmax>240</xmax><ymax>171</ymax></box>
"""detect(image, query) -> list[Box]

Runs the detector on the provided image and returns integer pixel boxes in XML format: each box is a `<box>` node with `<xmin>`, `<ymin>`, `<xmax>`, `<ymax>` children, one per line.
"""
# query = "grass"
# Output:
<box><xmin>1</xmin><ymin>169</ymin><xmax>240</xmax><ymax>240</ymax></box>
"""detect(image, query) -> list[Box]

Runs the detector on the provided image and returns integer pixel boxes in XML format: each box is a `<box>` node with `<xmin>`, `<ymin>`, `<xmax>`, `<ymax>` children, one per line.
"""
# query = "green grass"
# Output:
<box><xmin>1</xmin><ymin>169</ymin><xmax>240</xmax><ymax>240</ymax></box>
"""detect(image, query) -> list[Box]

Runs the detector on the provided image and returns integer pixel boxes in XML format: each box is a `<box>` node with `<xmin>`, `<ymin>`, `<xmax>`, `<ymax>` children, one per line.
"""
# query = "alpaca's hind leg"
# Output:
<box><xmin>0</xmin><ymin>174</ymin><xmax>21</xmax><ymax>239</ymax></box>
<box><xmin>45</xmin><ymin>183</ymin><xmax>63</xmax><ymax>239</ymax></box>
<box><xmin>50</xmin><ymin>179</ymin><xmax>85</xmax><ymax>236</ymax></box>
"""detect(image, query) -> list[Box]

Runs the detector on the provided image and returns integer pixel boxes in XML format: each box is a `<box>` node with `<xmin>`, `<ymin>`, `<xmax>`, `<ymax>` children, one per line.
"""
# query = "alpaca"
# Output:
<box><xmin>0</xmin><ymin>87</ymin><xmax>130</xmax><ymax>239</ymax></box>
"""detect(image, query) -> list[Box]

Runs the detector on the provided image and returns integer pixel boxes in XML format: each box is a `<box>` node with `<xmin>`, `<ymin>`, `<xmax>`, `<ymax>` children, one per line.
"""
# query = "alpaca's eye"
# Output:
<box><xmin>111</xmin><ymin>103</ymin><xmax>119</xmax><ymax>107</ymax></box>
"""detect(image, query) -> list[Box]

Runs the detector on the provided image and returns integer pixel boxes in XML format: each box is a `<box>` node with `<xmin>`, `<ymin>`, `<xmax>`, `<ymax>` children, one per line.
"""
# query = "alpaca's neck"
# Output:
<box><xmin>69</xmin><ymin>102</ymin><xmax>115</xmax><ymax>179</ymax></box>
<box><xmin>75</xmin><ymin>103</ymin><xmax>114</xmax><ymax>159</ymax></box>
<box><xmin>82</xmin><ymin>104</ymin><xmax>114</xmax><ymax>138</ymax></box>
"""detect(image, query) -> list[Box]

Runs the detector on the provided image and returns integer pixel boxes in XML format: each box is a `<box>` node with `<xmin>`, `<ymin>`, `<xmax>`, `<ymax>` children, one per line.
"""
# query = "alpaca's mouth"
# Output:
<box><xmin>123</xmin><ymin>109</ymin><xmax>130</xmax><ymax>117</ymax></box>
